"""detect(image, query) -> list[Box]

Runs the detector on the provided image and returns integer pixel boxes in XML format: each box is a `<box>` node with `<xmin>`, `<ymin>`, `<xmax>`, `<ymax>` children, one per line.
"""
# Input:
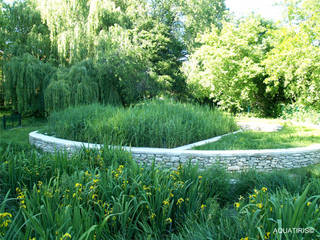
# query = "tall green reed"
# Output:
<box><xmin>46</xmin><ymin>99</ymin><xmax>238</xmax><ymax>148</ymax></box>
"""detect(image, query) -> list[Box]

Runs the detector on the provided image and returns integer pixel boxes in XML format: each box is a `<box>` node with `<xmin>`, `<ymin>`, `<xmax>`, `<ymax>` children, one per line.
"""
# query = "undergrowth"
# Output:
<box><xmin>0</xmin><ymin>146</ymin><xmax>320</xmax><ymax>239</ymax></box>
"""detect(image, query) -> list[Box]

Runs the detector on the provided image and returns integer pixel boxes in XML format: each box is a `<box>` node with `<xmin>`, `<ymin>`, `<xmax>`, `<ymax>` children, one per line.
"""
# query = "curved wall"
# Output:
<box><xmin>29</xmin><ymin>131</ymin><xmax>320</xmax><ymax>171</ymax></box>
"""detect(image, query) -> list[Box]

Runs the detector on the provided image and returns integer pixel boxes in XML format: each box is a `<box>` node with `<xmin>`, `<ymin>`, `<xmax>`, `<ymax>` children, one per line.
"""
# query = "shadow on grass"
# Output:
<box><xmin>0</xmin><ymin>117</ymin><xmax>47</xmax><ymax>148</ymax></box>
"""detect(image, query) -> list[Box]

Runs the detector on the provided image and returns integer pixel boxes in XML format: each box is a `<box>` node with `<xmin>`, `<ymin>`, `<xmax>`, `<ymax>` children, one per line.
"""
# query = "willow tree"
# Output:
<box><xmin>4</xmin><ymin>53</ymin><xmax>56</xmax><ymax>116</ymax></box>
<box><xmin>94</xmin><ymin>25</ymin><xmax>158</xmax><ymax>105</ymax></box>
<box><xmin>0</xmin><ymin>0</ymin><xmax>56</xmax><ymax>114</ymax></box>
<box><xmin>35</xmin><ymin>0</ymin><xmax>132</xmax><ymax>64</ymax></box>
<box><xmin>45</xmin><ymin>60</ymin><xmax>100</xmax><ymax>112</ymax></box>
<box><xmin>44</xmin><ymin>24</ymin><xmax>157</xmax><ymax>112</ymax></box>
<box><xmin>44</xmin><ymin>78</ymin><xmax>71</xmax><ymax>113</ymax></box>
<box><xmin>34</xmin><ymin>0</ymin><xmax>161</xmax><ymax>107</ymax></box>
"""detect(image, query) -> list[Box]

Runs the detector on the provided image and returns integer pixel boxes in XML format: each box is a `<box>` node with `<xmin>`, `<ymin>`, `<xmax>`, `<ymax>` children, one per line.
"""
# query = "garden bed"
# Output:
<box><xmin>45</xmin><ymin>99</ymin><xmax>238</xmax><ymax>148</ymax></box>
<box><xmin>2</xmin><ymin>144</ymin><xmax>320</xmax><ymax>239</ymax></box>
<box><xmin>32</xmin><ymin>112</ymin><xmax>320</xmax><ymax>172</ymax></box>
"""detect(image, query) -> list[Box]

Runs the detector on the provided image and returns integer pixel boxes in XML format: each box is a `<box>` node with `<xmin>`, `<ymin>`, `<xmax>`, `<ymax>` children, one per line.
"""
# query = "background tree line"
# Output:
<box><xmin>0</xmin><ymin>0</ymin><xmax>319</xmax><ymax>117</ymax></box>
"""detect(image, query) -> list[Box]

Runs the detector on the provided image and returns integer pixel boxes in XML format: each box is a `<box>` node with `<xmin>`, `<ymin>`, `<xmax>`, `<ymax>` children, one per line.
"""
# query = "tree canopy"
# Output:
<box><xmin>263</xmin><ymin>0</ymin><xmax>320</xmax><ymax>110</ymax></box>
<box><xmin>183</xmin><ymin>0</ymin><xmax>320</xmax><ymax>116</ymax></box>
<box><xmin>0</xmin><ymin>0</ymin><xmax>319</xmax><ymax>117</ymax></box>
<box><xmin>183</xmin><ymin>17</ymin><xmax>274</xmax><ymax>113</ymax></box>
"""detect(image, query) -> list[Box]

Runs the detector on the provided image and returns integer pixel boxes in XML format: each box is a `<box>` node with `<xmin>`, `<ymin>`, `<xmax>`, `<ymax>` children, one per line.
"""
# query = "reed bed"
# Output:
<box><xmin>46</xmin><ymin>99</ymin><xmax>238</xmax><ymax>148</ymax></box>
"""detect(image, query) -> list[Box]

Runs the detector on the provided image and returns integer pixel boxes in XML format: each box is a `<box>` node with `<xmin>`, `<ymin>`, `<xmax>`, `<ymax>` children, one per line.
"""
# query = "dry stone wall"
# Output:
<box><xmin>29</xmin><ymin>131</ymin><xmax>320</xmax><ymax>171</ymax></box>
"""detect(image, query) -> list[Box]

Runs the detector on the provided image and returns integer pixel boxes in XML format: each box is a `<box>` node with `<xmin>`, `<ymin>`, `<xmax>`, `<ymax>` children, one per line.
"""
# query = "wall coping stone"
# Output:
<box><xmin>29</xmin><ymin>131</ymin><xmax>320</xmax><ymax>156</ymax></box>
<box><xmin>173</xmin><ymin>130</ymin><xmax>242</xmax><ymax>150</ymax></box>
<box><xmin>29</xmin><ymin>131</ymin><xmax>320</xmax><ymax>172</ymax></box>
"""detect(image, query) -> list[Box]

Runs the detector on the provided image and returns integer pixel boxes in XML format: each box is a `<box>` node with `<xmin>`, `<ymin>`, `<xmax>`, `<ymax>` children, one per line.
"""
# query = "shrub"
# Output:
<box><xmin>183</xmin><ymin>17</ymin><xmax>271</xmax><ymax>114</ymax></box>
<box><xmin>280</xmin><ymin>104</ymin><xmax>320</xmax><ymax>125</ymax></box>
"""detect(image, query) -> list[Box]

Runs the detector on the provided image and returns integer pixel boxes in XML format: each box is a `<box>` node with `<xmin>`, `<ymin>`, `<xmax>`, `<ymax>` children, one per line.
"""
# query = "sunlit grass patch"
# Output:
<box><xmin>194</xmin><ymin>124</ymin><xmax>320</xmax><ymax>150</ymax></box>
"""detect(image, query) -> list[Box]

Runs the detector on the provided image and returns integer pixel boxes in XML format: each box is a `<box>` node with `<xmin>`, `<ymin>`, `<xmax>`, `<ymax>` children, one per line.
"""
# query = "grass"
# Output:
<box><xmin>194</xmin><ymin>124</ymin><xmax>320</xmax><ymax>150</ymax></box>
<box><xmin>0</xmin><ymin>116</ymin><xmax>47</xmax><ymax>148</ymax></box>
<box><xmin>0</xmin><ymin>145</ymin><xmax>320</xmax><ymax>239</ymax></box>
<box><xmin>46</xmin><ymin>99</ymin><xmax>238</xmax><ymax>148</ymax></box>
<box><xmin>1</xmin><ymin>110</ymin><xmax>320</xmax><ymax>239</ymax></box>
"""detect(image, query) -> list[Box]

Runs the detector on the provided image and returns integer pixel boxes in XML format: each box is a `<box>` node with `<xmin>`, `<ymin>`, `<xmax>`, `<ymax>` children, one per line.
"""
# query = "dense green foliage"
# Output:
<box><xmin>183</xmin><ymin>17</ymin><xmax>273</xmax><ymax>113</ymax></box>
<box><xmin>0</xmin><ymin>0</ymin><xmax>53</xmax><ymax>59</ymax></box>
<box><xmin>3</xmin><ymin>54</ymin><xmax>56</xmax><ymax>115</ymax></box>
<box><xmin>281</xmin><ymin>104</ymin><xmax>320</xmax><ymax>125</ymax></box>
<box><xmin>0</xmin><ymin>0</ymin><xmax>228</xmax><ymax>116</ymax></box>
<box><xmin>194</xmin><ymin>124</ymin><xmax>320</xmax><ymax>150</ymax></box>
<box><xmin>183</xmin><ymin>0</ymin><xmax>320</xmax><ymax>116</ymax></box>
<box><xmin>0</xmin><ymin>58</ymin><xmax>4</xmax><ymax>107</ymax></box>
<box><xmin>47</xmin><ymin>100</ymin><xmax>238</xmax><ymax>148</ymax></box>
<box><xmin>1</xmin><ymin>0</ymin><xmax>320</xmax><ymax>116</ymax></box>
<box><xmin>263</xmin><ymin>0</ymin><xmax>320</xmax><ymax>111</ymax></box>
<box><xmin>1</xmin><ymin>1</ymin><xmax>320</xmax><ymax>237</ymax></box>
<box><xmin>1</xmin><ymin>145</ymin><xmax>320</xmax><ymax>239</ymax></box>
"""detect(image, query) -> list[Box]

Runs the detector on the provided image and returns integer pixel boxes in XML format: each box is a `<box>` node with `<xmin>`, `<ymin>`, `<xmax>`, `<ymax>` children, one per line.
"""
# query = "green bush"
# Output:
<box><xmin>46</xmin><ymin>99</ymin><xmax>238</xmax><ymax>148</ymax></box>
<box><xmin>281</xmin><ymin>104</ymin><xmax>320</xmax><ymax>125</ymax></box>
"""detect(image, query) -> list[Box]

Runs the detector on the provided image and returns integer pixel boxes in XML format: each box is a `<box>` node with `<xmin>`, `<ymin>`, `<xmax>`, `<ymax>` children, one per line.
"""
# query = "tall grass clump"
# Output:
<box><xmin>46</xmin><ymin>104</ymin><xmax>119</xmax><ymax>142</ymax></box>
<box><xmin>46</xmin><ymin>99</ymin><xmax>238</xmax><ymax>148</ymax></box>
<box><xmin>106</xmin><ymin>99</ymin><xmax>238</xmax><ymax>147</ymax></box>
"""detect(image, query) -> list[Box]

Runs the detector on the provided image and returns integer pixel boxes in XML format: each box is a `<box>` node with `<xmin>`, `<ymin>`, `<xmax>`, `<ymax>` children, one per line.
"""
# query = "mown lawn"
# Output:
<box><xmin>0</xmin><ymin>115</ymin><xmax>46</xmax><ymax>148</ymax></box>
<box><xmin>194</xmin><ymin>124</ymin><xmax>320</xmax><ymax>150</ymax></box>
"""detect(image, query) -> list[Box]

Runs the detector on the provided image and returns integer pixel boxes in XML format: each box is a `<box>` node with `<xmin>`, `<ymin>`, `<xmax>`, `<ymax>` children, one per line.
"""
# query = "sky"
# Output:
<box><xmin>225</xmin><ymin>0</ymin><xmax>285</xmax><ymax>22</ymax></box>
<box><xmin>4</xmin><ymin>0</ymin><xmax>286</xmax><ymax>22</ymax></box>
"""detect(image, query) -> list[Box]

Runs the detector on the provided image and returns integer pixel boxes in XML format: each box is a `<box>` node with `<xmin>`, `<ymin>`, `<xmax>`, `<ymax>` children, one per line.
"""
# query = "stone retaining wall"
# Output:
<box><xmin>29</xmin><ymin>131</ymin><xmax>320</xmax><ymax>171</ymax></box>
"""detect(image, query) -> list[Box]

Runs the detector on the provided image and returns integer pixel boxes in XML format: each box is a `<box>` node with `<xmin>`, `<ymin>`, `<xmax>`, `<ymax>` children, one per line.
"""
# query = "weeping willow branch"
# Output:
<box><xmin>3</xmin><ymin>53</ymin><xmax>56</xmax><ymax>116</ymax></box>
